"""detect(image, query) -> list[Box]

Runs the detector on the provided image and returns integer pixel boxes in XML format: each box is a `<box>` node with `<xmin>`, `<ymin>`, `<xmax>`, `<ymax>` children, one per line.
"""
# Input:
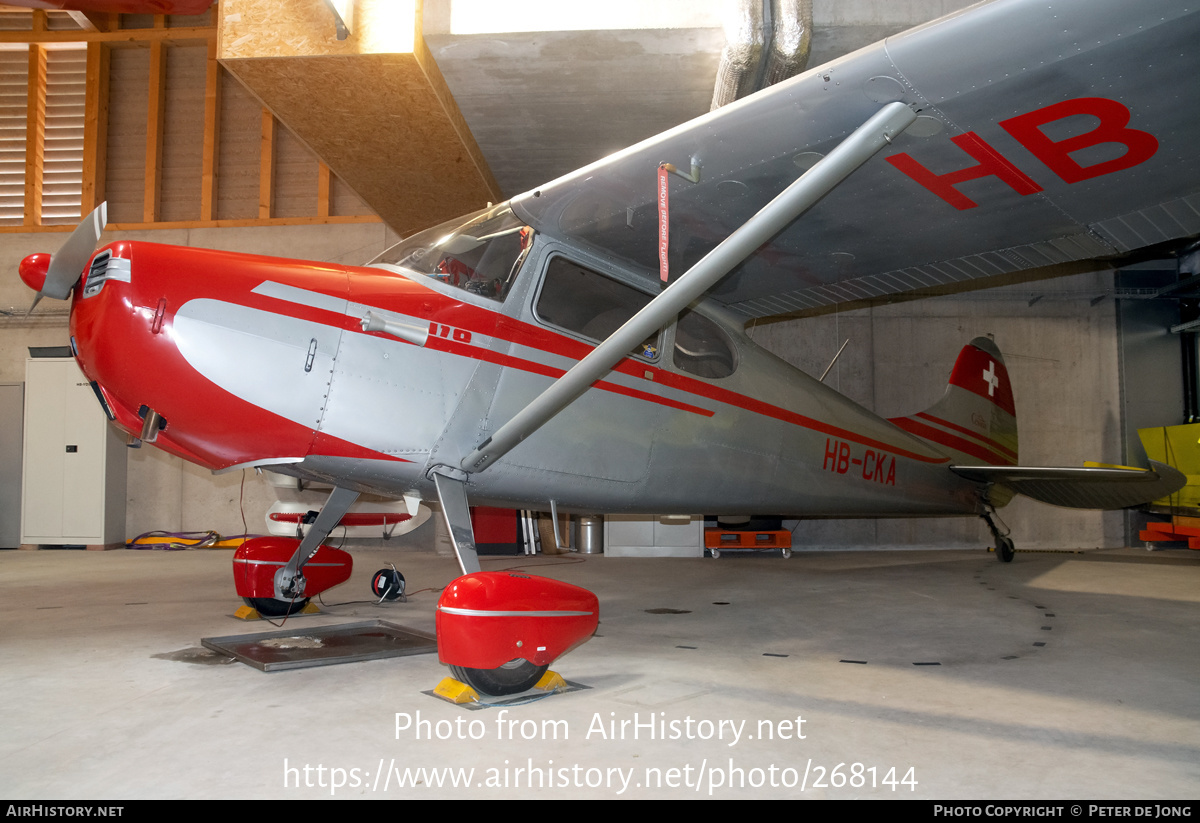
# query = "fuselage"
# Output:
<box><xmin>66</xmin><ymin>218</ymin><xmax>986</xmax><ymax>519</ymax></box>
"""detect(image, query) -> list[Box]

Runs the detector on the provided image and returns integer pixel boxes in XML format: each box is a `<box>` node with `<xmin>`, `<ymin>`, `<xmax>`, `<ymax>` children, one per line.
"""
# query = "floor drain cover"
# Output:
<box><xmin>201</xmin><ymin>620</ymin><xmax>436</xmax><ymax>672</ymax></box>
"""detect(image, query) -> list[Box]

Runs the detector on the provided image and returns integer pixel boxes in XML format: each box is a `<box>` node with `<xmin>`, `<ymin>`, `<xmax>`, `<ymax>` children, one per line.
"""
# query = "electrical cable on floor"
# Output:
<box><xmin>490</xmin><ymin>556</ymin><xmax>590</xmax><ymax>572</ymax></box>
<box><xmin>258</xmin><ymin>594</ymin><xmax>303</xmax><ymax>629</ymax></box>
<box><xmin>239</xmin><ymin>469</ymin><xmax>249</xmax><ymax>540</ymax></box>
<box><xmin>317</xmin><ymin>585</ymin><xmax>444</xmax><ymax>610</ymax></box>
<box><xmin>126</xmin><ymin>530</ymin><xmax>264</xmax><ymax>550</ymax></box>
<box><xmin>127</xmin><ymin>530</ymin><xmax>220</xmax><ymax>550</ymax></box>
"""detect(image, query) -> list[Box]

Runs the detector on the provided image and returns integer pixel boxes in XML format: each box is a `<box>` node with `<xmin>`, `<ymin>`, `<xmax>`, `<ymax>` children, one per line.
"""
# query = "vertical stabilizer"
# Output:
<box><xmin>889</xmin><ymin>337</ymin><xmax>1017</xmax><ymax>466</ymax></box>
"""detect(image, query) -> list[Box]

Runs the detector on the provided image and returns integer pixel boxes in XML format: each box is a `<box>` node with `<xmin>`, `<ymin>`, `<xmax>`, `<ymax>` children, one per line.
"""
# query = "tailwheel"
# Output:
<box><xmin>996</xmin><ymin>536</ymin><xmax>1015</xmax><ymax>563</ymax></box>
<box><xmin>243</xmin><ymin>596</ymin><xmax>310</xmax><ymax>617</ymax></box>
<box><xmin>449</xmin><ymin>659</ymin><xmax>548</xmax><ymax>696</ymax></box>
<box><xmin>981</xmin><ymin>508</ymin><xmax>1014</xmax><ymax>563</ymax></box>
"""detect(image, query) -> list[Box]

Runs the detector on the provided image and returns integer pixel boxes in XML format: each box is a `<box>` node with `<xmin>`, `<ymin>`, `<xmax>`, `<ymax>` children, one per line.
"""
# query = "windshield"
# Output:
<box><xmin>371</xmin><ymin>205</ymin><xmax>533</xmax><ymax>302</ymax></box>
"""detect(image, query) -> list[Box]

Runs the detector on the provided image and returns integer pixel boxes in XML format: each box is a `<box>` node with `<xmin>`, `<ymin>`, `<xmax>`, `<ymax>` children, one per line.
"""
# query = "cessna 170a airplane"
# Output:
<box><xmin>17</xmin><ymin>0</ymin><xmax>1197</xmax><ymax>695</ymax></box>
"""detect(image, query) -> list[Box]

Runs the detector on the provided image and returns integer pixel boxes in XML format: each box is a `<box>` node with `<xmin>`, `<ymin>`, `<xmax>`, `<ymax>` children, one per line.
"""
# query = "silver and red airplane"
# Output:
<box><xmin>17</xmin><ymin>0</ymin><xmax>1195</xmax><ymax>695</ymax></box>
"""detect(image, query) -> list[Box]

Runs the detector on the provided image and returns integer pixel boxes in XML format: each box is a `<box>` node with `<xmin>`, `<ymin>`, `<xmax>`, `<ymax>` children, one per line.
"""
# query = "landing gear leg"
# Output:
<box><xmin>430</xmin><ymin>468</ymin><xmax>480</xmax><ymax>574</ymax></box>
<box><xmin>271</xmin><ymin>486</ymin><xmax>361</xmax><ymax>604</ymax></box>
<box><xmin>430</xmin><ymin>467</ymin><xmax>556</xmax><ymax>696</ymax></box>
<box><xmin>982</xmin><ymin>508</ymin><xmax>1015</xmax><ymax>563</ymax></box>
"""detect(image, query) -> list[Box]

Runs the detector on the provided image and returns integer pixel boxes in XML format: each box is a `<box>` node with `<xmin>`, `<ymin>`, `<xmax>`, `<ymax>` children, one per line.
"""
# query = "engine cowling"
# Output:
<box><xmin>436</xmin><ymin>572</ymin><xmax>599</xmax><ymax>669</ymax></box>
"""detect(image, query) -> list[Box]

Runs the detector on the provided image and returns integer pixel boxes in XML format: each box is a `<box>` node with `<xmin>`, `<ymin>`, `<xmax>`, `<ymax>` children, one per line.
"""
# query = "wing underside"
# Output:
<box><xmin>510</xmin><ymin>0</ymin><xmax>1200</xmax><ymax>320</ymax></box>
<box><xmin>950</xmin><ymin>461</ymin><xmax>1186</xmax><ymax>510</ymax></box>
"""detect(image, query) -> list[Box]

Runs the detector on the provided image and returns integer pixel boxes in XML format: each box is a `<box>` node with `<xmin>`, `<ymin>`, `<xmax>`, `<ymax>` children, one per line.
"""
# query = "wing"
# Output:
<box><xmin>510</xmin><ymin>0</ymin><xmax>1200</xmax><ymax>320</ymax></box>
<box><xmin>950</xmin><ymin>461</ymin><xmax>1187</xmax><ymax>509</ymax></box>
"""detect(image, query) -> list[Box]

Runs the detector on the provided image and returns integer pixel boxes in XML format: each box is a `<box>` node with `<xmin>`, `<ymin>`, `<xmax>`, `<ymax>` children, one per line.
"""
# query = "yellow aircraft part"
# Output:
<box><xmin>1138</xmin><ymin>423</ymin><xmax>1200</xmax><ymax>510</ymax></box>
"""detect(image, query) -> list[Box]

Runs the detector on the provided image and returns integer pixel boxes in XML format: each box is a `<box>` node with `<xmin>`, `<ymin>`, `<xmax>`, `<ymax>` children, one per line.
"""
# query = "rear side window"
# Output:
<box><xmin>535</xmin><ymin>257</ymin><xmax>659</xmax><ymax>360</ymax></box>
<box><xmin>673</xmin><ymin>309</ymin><xmax>737</xmax><ymax>379</ymax></box>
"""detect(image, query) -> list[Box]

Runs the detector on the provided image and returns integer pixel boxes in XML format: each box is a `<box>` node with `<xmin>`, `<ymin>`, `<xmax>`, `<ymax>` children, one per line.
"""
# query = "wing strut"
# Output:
<box><xmin>461</xmin><ymin>101</ymin><xmax>917</xmax><ymax>473</ymax></box>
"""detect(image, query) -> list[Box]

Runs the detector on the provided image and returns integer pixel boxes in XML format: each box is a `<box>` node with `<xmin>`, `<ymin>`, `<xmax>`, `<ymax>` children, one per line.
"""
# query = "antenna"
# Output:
<box><xmin>819</xmin><ymin>338</ymin><xmax>850</xmax><ymax>383</ymax></box>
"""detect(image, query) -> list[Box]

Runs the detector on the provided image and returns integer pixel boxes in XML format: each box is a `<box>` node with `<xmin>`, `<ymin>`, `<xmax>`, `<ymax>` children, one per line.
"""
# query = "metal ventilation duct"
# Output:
<box><xmin>711</xmin><ymin>0</ymin><xmax>764</xmax><ymax>110</ymax></box>
<box><xmin>711</xmin><ymin>0</ymin><xmax>812</xmax><ymax>110</ymax></box>
<box><xmin>762</xmin><ymin>0</ymin><xmax>812</xmax><ymax>89</ymax></box>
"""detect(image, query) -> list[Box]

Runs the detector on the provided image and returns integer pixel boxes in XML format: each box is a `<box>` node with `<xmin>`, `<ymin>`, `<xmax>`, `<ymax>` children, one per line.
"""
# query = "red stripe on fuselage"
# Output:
<box><xmin>914</xmin><ymin>411</ymin><xmax>1018</xmax><ymax>462</ymax></box>
<box><xmin>245</xmin><ymin>281</ymin><xmax>714</xmax><ymax>417</ymax></box>
<box><xmin>424</xmin><ymin>336</ymin><xmax>716</xmax><ymax>418</ymax></box>
<box><xmin>659</xmin><ymin>374</ymin><xmax>950</xmax><ymax>464</ymax></box>
<box><xmin>249</xmin><ymin>275</ymin><xmax>948</xmax><ymax>465</ymax></box>
<box><xmin>890</xmin><ymin>416</ymin><xmax>1015</xmax><ymax>466</ymax></box>
<box><xmin>403</xmin><ymin>312</ymin><xmax>949</xmax><ymax>464</ymax></box>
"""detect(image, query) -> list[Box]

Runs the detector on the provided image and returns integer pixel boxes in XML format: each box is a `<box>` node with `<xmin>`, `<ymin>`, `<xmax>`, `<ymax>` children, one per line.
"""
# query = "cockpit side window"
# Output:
<box><xmin>535</xmin><ymin>256</ymin><xmax>660</xmax><ymax>360</ymax></box>
<box><xmin>371</xmin><ymin>205</ymin><xmax>532</xmax><ymax>302</ymax></box>
<box><xmin>673</xmin><ymin>309</ymin><xmax>737</xmax><ymax>378</ymax></box>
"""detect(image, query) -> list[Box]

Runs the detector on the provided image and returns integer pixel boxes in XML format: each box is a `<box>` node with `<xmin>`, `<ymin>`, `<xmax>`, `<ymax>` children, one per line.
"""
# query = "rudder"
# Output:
<box><xmin>889</xmin><ymin>337</ymin><xmax>1018</xmax><ymax>466</ymax></box>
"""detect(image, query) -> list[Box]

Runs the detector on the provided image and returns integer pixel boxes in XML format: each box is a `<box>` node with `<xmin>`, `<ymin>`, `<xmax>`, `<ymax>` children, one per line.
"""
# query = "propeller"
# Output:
<box><xmin>20</xmin><ymin>202</ymin><xmax>107</xmax><ymax>314</ymax></box>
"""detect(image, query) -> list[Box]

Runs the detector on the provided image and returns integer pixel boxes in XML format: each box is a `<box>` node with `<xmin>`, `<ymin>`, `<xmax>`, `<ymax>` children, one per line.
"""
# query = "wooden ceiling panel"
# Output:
<box><xmin>218</xmin><ymin>0</ymin><xmax>500</xmax><ymax>235</ymax></box>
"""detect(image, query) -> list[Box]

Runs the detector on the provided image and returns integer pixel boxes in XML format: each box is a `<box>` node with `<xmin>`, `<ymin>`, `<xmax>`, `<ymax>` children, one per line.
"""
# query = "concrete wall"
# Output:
<box><xmin>751</xmin><ymin>270</ymin><xmax>1128</xmax><ymax>550</ymax></box>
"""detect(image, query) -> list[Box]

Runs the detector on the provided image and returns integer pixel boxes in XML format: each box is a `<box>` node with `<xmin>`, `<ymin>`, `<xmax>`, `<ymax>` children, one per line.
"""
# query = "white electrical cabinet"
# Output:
<box><xmin>21</xmin><ymin>358</ymin><xmax>126</xmax><ymax>549</ymax></box>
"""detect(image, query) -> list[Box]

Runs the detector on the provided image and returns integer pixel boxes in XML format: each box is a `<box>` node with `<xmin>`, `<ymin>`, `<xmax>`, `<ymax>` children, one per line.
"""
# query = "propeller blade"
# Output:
<box><xmin>40</xmin><ymin>202</ymin><xmax>107</xmax><ymax>301</ymax></box>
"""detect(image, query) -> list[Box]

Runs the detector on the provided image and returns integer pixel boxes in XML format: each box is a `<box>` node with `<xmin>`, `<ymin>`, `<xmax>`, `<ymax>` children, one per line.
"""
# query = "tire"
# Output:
<box><xmin>244</xmin><ymin>596</ymin><xmax>310</xmax><ymax>617</ymax></box>
<box><xmin>996</xmin><ymin>536</ymin><xmax>1015</xmax><ymax>563</ymax></box>
<box><xmin>449</xmin><ymin>658</ymin><xmax>548</xmax><ymax>696</ymax></box>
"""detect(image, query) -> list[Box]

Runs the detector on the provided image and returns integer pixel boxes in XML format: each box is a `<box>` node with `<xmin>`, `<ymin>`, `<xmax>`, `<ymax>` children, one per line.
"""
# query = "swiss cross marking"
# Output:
<box><xmin>983</xmin><ymin>361</ymin><xmax>999</xmax><ymax>397</ymax></box>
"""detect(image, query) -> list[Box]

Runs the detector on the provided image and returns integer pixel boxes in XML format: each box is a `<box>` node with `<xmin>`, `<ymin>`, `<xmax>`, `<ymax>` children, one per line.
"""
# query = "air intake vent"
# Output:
<box><xmin>81</xmin><ymin>252</ymin><xmax>131</xmax><ymax>299</ymax></box>
<box><xmin>82</xmin><ymin>250</ymin><xmax>111</xmax><ymax>297</ymax></box>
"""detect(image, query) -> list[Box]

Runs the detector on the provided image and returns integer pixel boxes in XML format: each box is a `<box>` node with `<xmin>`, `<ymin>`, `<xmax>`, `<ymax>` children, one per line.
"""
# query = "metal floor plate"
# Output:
<box><xmin>201</xmin><ymin>620</ymin><xmax>437</xmax><ymax>672</ymax></box>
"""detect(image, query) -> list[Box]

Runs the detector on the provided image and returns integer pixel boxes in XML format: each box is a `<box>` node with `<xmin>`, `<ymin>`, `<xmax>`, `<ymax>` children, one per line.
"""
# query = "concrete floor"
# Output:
<box><xmin>0</xmin><ymin>543</ymin><xmax>1197</xmax><ymax>799</ymax></box>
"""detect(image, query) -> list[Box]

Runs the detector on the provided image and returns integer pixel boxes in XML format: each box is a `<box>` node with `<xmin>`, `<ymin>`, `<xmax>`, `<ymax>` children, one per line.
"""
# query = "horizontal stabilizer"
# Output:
<box><xmin>950</xmin><ymin>461</ymin><xmax>1186</xmax><ymax>510</ymax></box>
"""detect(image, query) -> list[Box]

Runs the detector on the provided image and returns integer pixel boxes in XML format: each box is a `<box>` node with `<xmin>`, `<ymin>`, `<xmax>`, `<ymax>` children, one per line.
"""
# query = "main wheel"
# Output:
<box><xmin>244</xmin><ymin>596</ymin><xmax>310</xmax><ymax>617</ymax></box>
<box><xmin>449</xmin><ymin>659</ymin><xmax>548</xmax><ymax>696</ymax></box>
<box><xmin>996</xmin><ymin>536</ymin><xmax>1015</xmax><ymax>563</ymax></box>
